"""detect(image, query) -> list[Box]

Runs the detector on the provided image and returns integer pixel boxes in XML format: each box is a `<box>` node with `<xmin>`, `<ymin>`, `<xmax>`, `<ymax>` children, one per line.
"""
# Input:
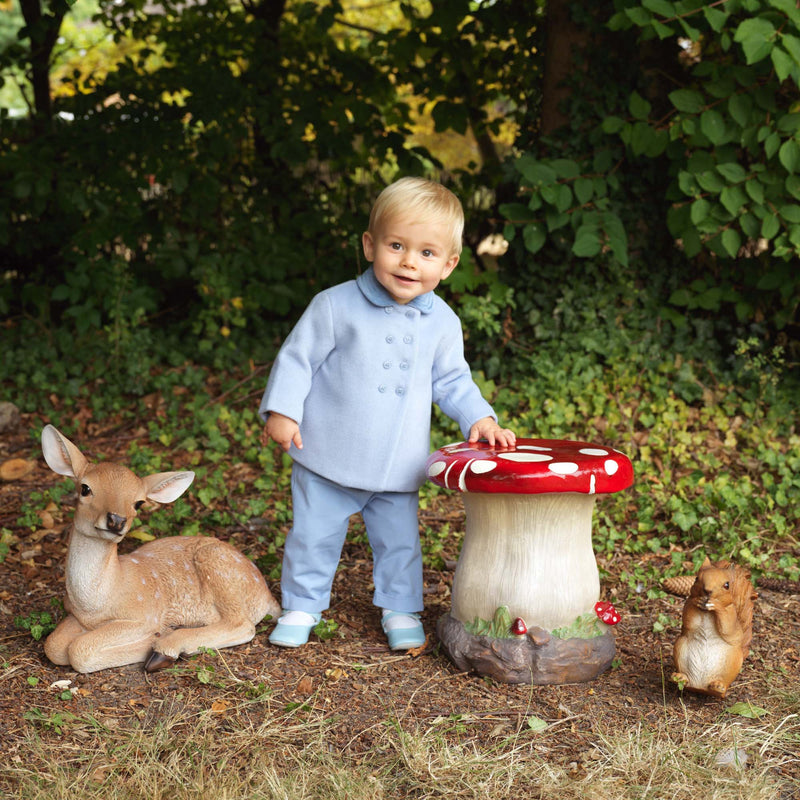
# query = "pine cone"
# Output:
<box><xmin>756</xmin><ymin>577</ymin><xmax>800</xmax><ymax>594</ymax></box>
<box><xmin>662</xmin><ymin>575</ymin><xmax>696</xmax><ymax>596</ymax></box>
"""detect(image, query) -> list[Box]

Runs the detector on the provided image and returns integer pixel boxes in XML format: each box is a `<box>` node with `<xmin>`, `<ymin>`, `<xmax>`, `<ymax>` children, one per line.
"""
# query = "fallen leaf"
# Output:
<box><xmin>725</xmin><ymin>702</ymin><xmax>768</xmax><ymax>719</ymax></box>
<box><xmin>297</xmin><ymin>676</ymin><xmax>314</xmax><ymax>695</ymax></box>
<box><xmin>0</xmin><ymin>459</ymin><xmax>34</xmax><ymax>482</ymax></box>
<box><xmin>211</xmin><ymin>700</ymin><xmax>229</xmax><ymax>714</ymax></box>
<box><xmin>407</xmin><ymin>635</ymin><xmax>430</xmax><ymax>658</ymax></box>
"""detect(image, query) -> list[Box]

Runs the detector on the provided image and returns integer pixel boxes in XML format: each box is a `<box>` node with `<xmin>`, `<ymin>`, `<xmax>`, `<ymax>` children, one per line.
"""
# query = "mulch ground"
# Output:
<box><xmin>1</xmin><ymin>417</ymin><xmax>798</xmax><ymax>787</ymax></box>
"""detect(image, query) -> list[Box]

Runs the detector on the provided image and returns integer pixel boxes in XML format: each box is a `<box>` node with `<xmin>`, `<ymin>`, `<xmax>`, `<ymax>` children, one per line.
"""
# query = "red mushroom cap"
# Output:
<box><xmin>425</xmin><ymin>438</ymin><xmax>633</xmax><ymax>495</ymax></box>
<box><xmin>594</xmin><ymin>601</ymin><xmax>621</xmax><ymax>625</ymax></box>
<box><xmin>511</xmin><ymin>617</ymin><xmax>528</xmax><ymax>636</ymax></box>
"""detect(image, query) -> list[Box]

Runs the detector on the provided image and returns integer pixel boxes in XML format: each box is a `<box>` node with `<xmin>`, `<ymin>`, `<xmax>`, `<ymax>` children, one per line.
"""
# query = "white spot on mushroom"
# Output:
<box><xmin>517</xmin><ymin>445</ymin><xmax>553</xmax><ymax>452</ymax></box>
<box><xmin>549</xmin><ymin>462</ymin><xmax>579</xmax><ymax>475</ymax></box>
<box><xmin>469</xmin><ymin>460</ymin><xmax>498</xmax><ymax>474</ymax></box>
<box><xmin>589</xmin><ymin>474</ymin><xmax>596</xmax><ymax>494</ymax></box>
<box><xmin>579</xmin><ymin>448</ymin><xmax>609</xmax><ymax>456</ymax></box>
<box><xmin>604</xmin><ymin>459</ymin><xmax>619</xmax><ymax>475</ymax></box>
<box><xmin>458</xmin><ymin>459</ymin><xmax>476</xmax><ymax>491</ymax></box>
<box><xmin>427</xmin><ymin>460</ymin><xmax>447</xmax><ymax>477</ymax></box>
<box><xmin>498</xmin><ymin>453</ymin><xmax>553</xmax><ymax>463</ymax></box>
<box><xmin>131</xmin><ymin>557</ymin><xmax>139</xmax><ymax>564</ymax></box>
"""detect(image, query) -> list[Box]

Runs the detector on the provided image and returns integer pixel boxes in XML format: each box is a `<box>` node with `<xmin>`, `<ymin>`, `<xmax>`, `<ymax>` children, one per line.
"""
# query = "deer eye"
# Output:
<box><xmin>134</xmin><ymin>500</ymin><xmax>145</xmax><ymax>511</ymax></box>
<box><xmin>80</xmin><ymin>484</ymin><xmax>92</xmax><ymax>497</ymax></box>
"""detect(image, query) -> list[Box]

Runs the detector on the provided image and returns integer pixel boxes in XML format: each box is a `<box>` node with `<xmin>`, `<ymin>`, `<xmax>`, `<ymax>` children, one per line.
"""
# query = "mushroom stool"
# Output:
<box><xmin>426</xmin><ymin>439</ymin><xmax>634</xmax><ymax>684</ymax></box>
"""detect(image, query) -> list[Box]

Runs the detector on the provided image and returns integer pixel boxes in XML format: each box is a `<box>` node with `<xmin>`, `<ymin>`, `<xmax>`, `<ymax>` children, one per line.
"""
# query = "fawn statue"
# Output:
<box><xmin>41</xmin><ymin>424</ymin><xmax>280</xmax><ymax>673</ymax></box>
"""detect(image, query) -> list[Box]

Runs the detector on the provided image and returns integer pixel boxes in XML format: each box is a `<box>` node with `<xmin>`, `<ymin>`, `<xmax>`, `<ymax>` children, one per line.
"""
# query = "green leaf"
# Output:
<box><xmin>745</xmin><ymin>179</ymin><xmax>765</xmax><ymax>204</ymax></box>
<box><xmin>499</xmin><ymin>203</ymin><xmax>534</xmax><ymax>223</ymax></box>
<box><xmin>716</xmin><ymin>163</ymin><xmax>747</xmax><ymax>183</ymax></box>
<box><xmin>574</xmin><ymin>178</ymin><xmax>594</xmax><ymax>205</ymax></box>
<box><xmin>519</xmin><ymin>159</ymin><xmax>557</xmax><ymax>187</ymax></box>
<box><xmin>625</xmin><ymin>6</ymin><xmax>653</xmax><ymax>25</ymax></box>
<box><xmin>779</xmin><ymin>139</ymin><xmax>800</xmax><ymax>173</ymax></box>
<box><xmin>572</xmin><ymin>225</ymin><xmax>602</xmax><ymax>257</ymax></box>
<box><xmin>765</xmin><ymin>131</ymin><xmax>781</xmax><ymax>159</ymax></box>
<box><xmin>690</xmin><ymin>198</ymin><xmax>711</xmax><ymax>224</ymax></box>
<box><xmin>771</xmin><ymin>47</ymin><xmax>796</xmax><ymax>81</ymax></box>
<box><xmin>602</xmin><ymin>115</ymin><xmax>626</xmax><ymax>134</ymax></box>
<box><xmin>721</xmin><ymin>228</ymin><xmax>742</xmax><ymax>257</ymax></box>
<box><xmin>522</xmin><ymin>223</ymin><xmax>547</xmax><ymax>254</ymax></box>
<box><xmin>720</xmin><ymin>186</ymin><xmax>747</xmax><ymax>216</ymax></box>
<box><xmin>734</xmin><ymin>18</ymin><xmax>776</xmax><ymax>64</ymax></box>
<box><xmin>669</xmin><ymin>89</ymin><xmax>705</xmax><ymax>113</ymax></box>
<box><xmin>725</xmin><ymin>702</ymin><xmax>768</xmax><ymax>719</ymax></box>
<box><xmin>526</xmin><ymin>715</ymin><xmax>549</xmax><ymax>733</ymax></box>
<box><xmin>762</xmin><ymin>214</ymin><xmax>781</xmax><ymax>239</ymax></box>
<box><xmin>728</xmin><ymin>95</ymin><xmax>753</xmax><ymax>128</ymax></box>
<box><xmin>785</xmin><ymin>175</ymin><xmax>800</xmax><ymax>199</ymax></box>
<box><xmin>551</xmin><ymin>159</ymin><xmax>580</xmax><ymax>180</ymax></box>
<box><xmin>696</xmin><ymin>171</ymin><xmax>725</xmax><ymax>194</ymax></box>
<box><xmin>782</xmin><ymin>34</ymin><xmax>800</xmax><ymax>65</ymax></box>
<box><xmin>642</xmin><ymin>0</ymin><xmax>675</xmax><ymax>16</ymax></box>
<box><xmin>700</xmin><ymin>110</ymin><xmax>727</xmax><ymax>144</ymax></box>
<box><xmin>629</xmin><ymin>91</ymin><xmax>652</xmax><ymax>120</ymax></box>
<box><xmin>779</xmin><ymin>204</ymin><xmax>800</xmax><ymax>223</ymax></box>
<box><xmin>704</xmin><ymin>6</ymin><xmax>729</xmax><ymax>32</ymax></box>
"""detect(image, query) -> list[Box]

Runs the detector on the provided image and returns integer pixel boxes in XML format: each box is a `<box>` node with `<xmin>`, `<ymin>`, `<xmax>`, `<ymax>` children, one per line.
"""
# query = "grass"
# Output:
<box><xmin>3</xmin><ymin>698</ymin><xmax>797</xmax><ymax>799</ymax></box>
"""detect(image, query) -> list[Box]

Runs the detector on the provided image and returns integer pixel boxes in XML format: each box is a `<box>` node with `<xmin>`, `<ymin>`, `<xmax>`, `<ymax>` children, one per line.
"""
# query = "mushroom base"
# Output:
<box><xmin>437</xmin><ymin>612</ymin><xmax>615</xmax><ymax>685</ymax></box>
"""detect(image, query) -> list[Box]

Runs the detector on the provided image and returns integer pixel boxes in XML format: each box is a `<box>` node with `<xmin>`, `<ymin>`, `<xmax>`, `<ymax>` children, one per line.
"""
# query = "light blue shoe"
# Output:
<box><xmin>269</xmin><ymin>610</ymin><xmax>321</xmax><ymax>648</ymax></box>
<box><xmin>381</xmin><ymin>610</ymin><xmax>425</xmax><ymax>651</ymax></box>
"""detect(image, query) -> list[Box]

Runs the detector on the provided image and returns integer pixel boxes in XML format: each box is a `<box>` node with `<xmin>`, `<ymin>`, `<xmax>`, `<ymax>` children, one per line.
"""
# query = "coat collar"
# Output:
<box><xmin>356</xmin><ymin>267</ymin><xmax>435</xmax><ymax>314</ymax></box>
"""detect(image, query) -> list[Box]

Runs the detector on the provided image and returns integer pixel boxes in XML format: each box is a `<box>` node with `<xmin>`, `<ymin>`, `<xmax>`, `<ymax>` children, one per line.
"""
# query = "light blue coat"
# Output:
<box><xmin>259</xmin><ymin>267</ymin><xmax>496</xmax><ymax>492</ymax></box>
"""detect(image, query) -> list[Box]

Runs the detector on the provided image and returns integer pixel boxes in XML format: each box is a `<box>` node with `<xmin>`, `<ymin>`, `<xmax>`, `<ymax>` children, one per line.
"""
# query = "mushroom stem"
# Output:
<box><xmin>451</xmin><ymin>493</ymin><xmax>600</xmax><ymax>631</ymax></box>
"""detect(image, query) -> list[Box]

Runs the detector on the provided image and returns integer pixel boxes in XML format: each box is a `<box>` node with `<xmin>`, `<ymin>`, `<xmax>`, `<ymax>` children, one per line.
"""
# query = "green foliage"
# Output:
<box><xmin>14</xmin><ymin>610</ymin><xmax>57</xmax><ymax>641</ymax></box>
<box><xmin>501</xmin><ymin>0</ymin><xmax>800</xmax><ymax>333</ymax></box>
<box><xmin>465</xmin><ymin>605</ymin><xmax>514</xmax><ymax>638</ymax></box>
<box><xmin>551</xmin><ymin>612</ymin><xmax>606</xmax><ymax>640</ymax></box>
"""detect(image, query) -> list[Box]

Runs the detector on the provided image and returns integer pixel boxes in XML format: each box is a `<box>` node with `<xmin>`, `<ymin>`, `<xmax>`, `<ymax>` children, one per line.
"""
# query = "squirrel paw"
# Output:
<box><xmin>670</xmin><ymin>672</ymin><xmax>688</xmax><ymax>689</ymax></box>
<box><xmin>706</xmin><ymin>680</ymin><xmax>728</xmax><ymax>699</ymax></box>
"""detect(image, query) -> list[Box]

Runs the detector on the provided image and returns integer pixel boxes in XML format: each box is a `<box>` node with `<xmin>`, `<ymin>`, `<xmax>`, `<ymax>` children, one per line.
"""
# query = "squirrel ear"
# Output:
<box><xmin>701</xmin><ymin>556</ymin><xmax>712</xmax><ymax>568</ymax></box>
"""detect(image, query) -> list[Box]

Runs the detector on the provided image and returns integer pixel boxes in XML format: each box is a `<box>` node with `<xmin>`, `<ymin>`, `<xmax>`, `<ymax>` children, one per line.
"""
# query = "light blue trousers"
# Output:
<box><xmin>280</xmin><ymin>462</ymin><xmax>423</xmax><ymax>614</ymax></box>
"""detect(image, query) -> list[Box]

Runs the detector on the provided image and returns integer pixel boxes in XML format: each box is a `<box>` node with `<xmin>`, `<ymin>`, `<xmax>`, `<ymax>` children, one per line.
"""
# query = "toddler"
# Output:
<box><xmin>259</xmin><ymin>177</ymin><xmax>515</xmax><ymax>649</ymax></box>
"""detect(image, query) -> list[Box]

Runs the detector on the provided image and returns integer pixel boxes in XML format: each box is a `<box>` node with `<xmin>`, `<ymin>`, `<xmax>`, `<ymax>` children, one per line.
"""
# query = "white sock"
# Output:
<box><xmin>279</xmin><ymin>610</ymin><xmax>319</xmax><ymax>626</ymax></box>
<box><xmin>381</xmin><ymin>610</ymin><xmax>420</xmax><ymax>632</ymax></box>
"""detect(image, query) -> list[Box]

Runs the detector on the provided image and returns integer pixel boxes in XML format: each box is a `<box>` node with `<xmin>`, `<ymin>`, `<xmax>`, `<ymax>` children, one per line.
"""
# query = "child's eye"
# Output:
<box><xmin>422</xmin><ymin>249</ymin><xmax>434</xmax><ymax>257</ymax></box>
<box><xmin>390</xmin><ymin>242</ymin><xmax>403</xmax><ymax>250</ymax></box>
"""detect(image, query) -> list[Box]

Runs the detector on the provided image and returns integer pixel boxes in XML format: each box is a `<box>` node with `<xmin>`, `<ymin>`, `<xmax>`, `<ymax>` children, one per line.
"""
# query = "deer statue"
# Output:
<box><xmin>41</xmin><ymin>424</ymin><xmax>281</xmax><ymax>674</ymax></box>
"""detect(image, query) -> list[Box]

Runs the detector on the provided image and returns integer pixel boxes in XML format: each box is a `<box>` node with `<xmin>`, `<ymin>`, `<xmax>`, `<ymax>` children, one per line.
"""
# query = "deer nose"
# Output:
<box><xmin>106</xmin><ymin>513</ymin><xmax>127</xmax><ymax>533</ymax></box>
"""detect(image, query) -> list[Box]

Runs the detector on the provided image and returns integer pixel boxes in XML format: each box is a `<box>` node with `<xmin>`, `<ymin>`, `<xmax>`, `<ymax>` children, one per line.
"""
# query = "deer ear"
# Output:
<box><xmin>142</xmin><ymin>471</ymin><xmax>195</xmax><ymax>504</ymax></box>
<box><xmin>41</xmin><ymin>425</ymin><xmax>88</xmax><ymax>480</ymax></box>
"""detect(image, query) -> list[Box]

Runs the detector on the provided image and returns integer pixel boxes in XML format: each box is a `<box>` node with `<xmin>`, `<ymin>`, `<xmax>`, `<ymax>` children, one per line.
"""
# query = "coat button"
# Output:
<box><xmin>400</xmin><ymin>361</ymin><xmax>409</xmax><ymax>370</ymax></box>
<box><xmin>386</xmin><ymin>335</ymin><xmax>394</xmax><ymax>343</ymax></box>
<box><xmin>405</xmin><ymin>310</ymin><xmax>414</xmax><ymax>319</ymax></box>
<box><xmin>378</xmin><ymin>385</ymin><xmax>386</xmax><ymax>393</ymax></box>
<box><xmin>395</xmin><ymin>386</ymin><xmax>405</xmax><ymax>395</ymax></box>
<box><xmin>383</xmin><ymin>361</ymin><xmax>392</xmax><ymax>369</ymax></box>
<box><xmin>384</xmin><ymin>307</ymin><xmax>393</xmax><ymax>314</ymax></box>
<box><xmin>403</xmin><ymin>335</ymin><xmax>412</xmax><ymax>344</ymax></box>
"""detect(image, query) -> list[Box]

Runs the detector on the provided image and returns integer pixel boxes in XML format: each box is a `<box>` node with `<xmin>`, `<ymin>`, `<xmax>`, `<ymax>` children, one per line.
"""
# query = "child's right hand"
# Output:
<box><xmin>261</xmin><ymin>412</ymin><xmax>303</xmax><ymax>452</ymax></box>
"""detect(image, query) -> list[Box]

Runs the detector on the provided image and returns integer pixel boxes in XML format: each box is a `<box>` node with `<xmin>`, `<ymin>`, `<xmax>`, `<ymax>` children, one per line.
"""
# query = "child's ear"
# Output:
<box><xmin>441</xmin><ymin>254</ymin><xmax>459</xmax><ymax>279</ymax></box>
<box><xmin>362</xmin><ymin>231</ymin><xmax>375</xmax><ymax>261</ymax></box>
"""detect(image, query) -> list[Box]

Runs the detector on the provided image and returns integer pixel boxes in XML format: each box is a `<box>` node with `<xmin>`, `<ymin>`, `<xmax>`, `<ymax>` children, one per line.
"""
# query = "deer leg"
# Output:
<box><xmin>66</xmin><ymin>621</ymin><xmax>159</xmax><ymax>674</ymax></box>
<box><xmin>44</xmin><ymin>615</ymin><xmax>88</xmax><ymax>666</ymax></box>
<box><xmin>153</xmin><ymin>618</ymin><xmax>258</xmax><ymax>660</ymax></box>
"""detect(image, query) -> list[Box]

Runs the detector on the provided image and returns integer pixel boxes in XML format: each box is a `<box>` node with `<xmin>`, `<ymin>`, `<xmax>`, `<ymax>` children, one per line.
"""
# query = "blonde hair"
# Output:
<box><xmin>367</xmin><ymin>177</ymin><xmax>464</xmax><ymax>255</ymax></box>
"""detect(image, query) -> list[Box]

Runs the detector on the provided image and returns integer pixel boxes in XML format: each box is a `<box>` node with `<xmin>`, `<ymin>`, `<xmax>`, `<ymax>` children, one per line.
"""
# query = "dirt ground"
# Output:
<box><xmin>1</xmin><ymin>419</ymin><xmax>799</xmax><ymax>788</ymax></box>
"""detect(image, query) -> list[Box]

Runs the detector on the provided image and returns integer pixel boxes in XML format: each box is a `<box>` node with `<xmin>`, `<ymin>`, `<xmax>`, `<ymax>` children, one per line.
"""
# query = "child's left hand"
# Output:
<box><xmin>468</xmin><ymin>417</ymin><xmax>516</xmax><ymax>449</ymax></box>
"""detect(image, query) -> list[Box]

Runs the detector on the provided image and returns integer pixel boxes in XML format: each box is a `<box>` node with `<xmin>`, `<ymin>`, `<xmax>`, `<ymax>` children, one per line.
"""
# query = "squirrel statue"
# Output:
<box><xmin>670</xmin><ymin>557</ymin><xmax>757</xmax><ymax>699</ymax></box>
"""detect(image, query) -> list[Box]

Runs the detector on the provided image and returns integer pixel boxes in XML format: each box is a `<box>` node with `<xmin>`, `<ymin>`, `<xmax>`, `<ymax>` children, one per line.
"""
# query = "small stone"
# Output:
<box><xmin>0</xmin><ymin>402</ymin><xmax>20</xmax><ymax>434</ymax></box>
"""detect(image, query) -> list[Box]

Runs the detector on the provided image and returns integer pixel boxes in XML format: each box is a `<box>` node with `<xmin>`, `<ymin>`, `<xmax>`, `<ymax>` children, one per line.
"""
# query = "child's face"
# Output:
<box><xmin>362</xmin><ymin>216</ymin><xmax>459</xmax><ymax>305</ymax></box>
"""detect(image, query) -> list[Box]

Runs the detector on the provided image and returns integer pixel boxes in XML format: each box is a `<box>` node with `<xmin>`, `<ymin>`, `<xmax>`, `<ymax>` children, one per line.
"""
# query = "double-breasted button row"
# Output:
<box><xmin>386</xmin><ymin>334</ymin><xmax>415</xmax><ymax>344</ymax></box>
<box><xmin>378</xmin><ymin>385</ymin><xmax>406</xmax><ymax>395</ymax></box>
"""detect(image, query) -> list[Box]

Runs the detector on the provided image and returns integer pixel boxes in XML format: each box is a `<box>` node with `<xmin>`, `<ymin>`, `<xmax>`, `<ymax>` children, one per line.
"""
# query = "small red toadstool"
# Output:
<box><xmin>511</xmin><ymin>617</ymin><xmax>528</xmax><ymax>636</ymax></box>
<box><xmin>426</xmin><ymin>438</ymin><xmax>633</xmax><ymax>632</ymax></box>
<box><xmin>594</xmin><ymin>601</ymin><xmax>621</xmax><ymax>626</ymax></box>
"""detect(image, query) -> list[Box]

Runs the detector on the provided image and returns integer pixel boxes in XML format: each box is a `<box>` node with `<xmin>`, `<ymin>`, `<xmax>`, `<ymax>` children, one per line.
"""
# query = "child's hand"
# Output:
<box><xmin>468</xmin><ymin>417</ymin><xmax>516</xmax><ymax>449</ymax></box>
<box><xmin>261</xmin><ymin>412</ymin><xmax>303</xmax><ymax>452</ymax></box>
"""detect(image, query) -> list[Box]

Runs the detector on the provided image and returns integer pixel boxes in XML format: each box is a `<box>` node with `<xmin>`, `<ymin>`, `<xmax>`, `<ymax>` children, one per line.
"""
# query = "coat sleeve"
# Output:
<box><xmin>258</xmin><ymin>292</ymin><xmax>336</xmax><ymax>425</ymax></box>
<box><xmin>431</xmin><ymin>312</ymin><xmax>496</xmax><ymax>437</ymax></box>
